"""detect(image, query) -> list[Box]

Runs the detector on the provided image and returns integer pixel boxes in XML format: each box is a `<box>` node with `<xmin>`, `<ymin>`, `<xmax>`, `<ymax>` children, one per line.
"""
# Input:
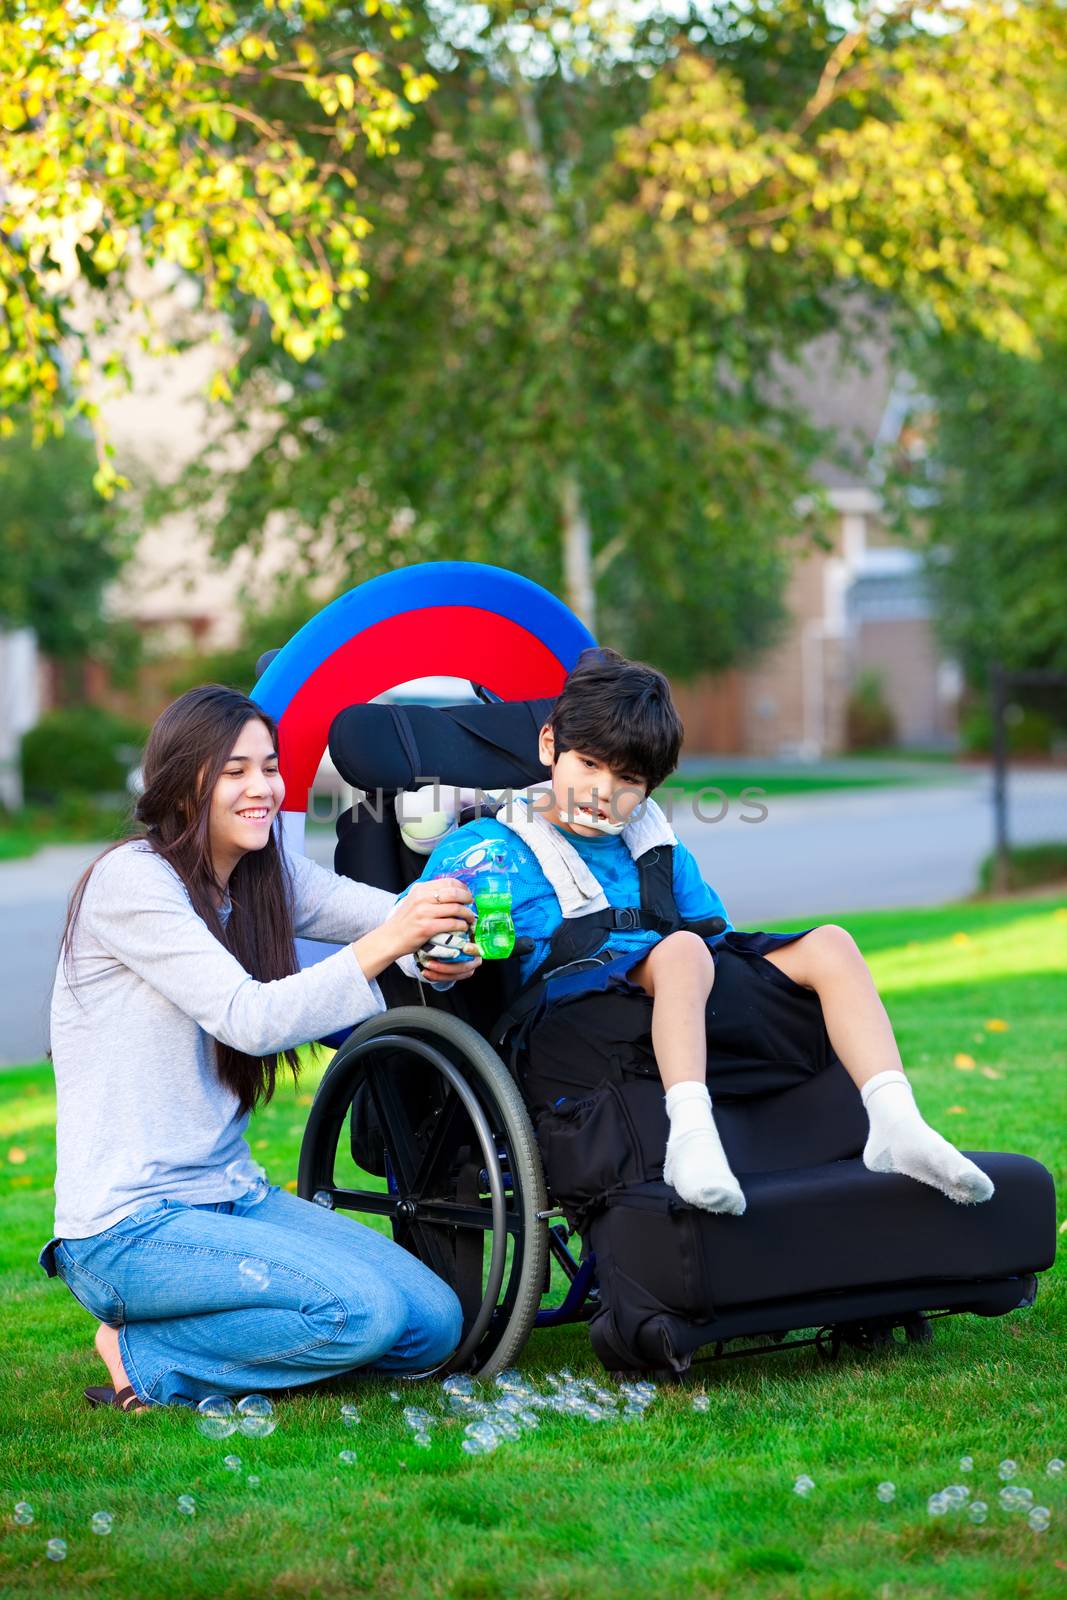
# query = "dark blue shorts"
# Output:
<box><xmin>523</xmin><ymin>928</ymin><xmax>832</xmax><ymax>1109</ymax></box>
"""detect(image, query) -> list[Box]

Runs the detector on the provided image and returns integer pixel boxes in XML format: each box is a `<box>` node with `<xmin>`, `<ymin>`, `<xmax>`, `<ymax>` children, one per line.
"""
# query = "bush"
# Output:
<box><xmin>845</xmin><ymin>670</ymin><xmax>897</xmax><ymax>752</ymax></box>
<box><xmin>20</xmin><ymin>706</ymin><xmax>149</xmax><ymax>803</ymax></box>
<box><xmin>960</xmin><ymin>704</ymin><xmax>1057</xmax><ymax>757</ymax></box>
<box><xmin>976</xmin><ymin>842</ymin><xmax>1067</xmax><ymax>894</ymax></box>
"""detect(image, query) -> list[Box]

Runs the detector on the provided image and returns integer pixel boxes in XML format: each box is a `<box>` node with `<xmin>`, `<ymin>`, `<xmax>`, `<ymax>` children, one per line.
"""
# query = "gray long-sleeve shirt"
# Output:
<box><xmin>45</xmin><ymin>839</ymin><xmax>401</xmax><ymax>1242</ymax></box>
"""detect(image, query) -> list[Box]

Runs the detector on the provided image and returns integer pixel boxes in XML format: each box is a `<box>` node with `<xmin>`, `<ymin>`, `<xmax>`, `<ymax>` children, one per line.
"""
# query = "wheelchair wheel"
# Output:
<box><xmin>298</xmin><ymin>1006</ymin><xmax>549</xmax><ymax>1379</ymax></box>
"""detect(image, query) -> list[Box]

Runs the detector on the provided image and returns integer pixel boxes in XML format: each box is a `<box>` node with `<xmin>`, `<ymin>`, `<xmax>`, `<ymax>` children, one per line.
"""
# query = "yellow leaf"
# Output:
<box><xmin>946</xmin><ymin>1106</ymin><xmax>967</xmax><ymax>1115</ymax></box>
<box><xmin>7</xmin><ymin>1148</ymin><xmax>27</xmax><ymax>1165</ymax></box>
<box><xmin>984</xmin><ymin>1018</ymin><xmax>1010</xmax><ymax>1032</ymax></box>
<box><xmin>285</xmin><ymin>1179</ymin><xmax>298</xmax><ymax>1192</ymax></box>
<box><xmin>950</xmin><ymin>932</ymin><xmax>971</xmax><ymax>946</ymax></box>
<box><xmin>954</xmin><ymin>1053</ymin><xmax>976</xmax><ymax>1071</ymax></box>
<box><xmin>336</xmin><ymin>74</ymin><xmax>355</xmax><ymax>111</ymax></box>
<box><xmin>305</xmin><ymin>279</ymin><xmax>330</xmax><ymax>309</ymax></box>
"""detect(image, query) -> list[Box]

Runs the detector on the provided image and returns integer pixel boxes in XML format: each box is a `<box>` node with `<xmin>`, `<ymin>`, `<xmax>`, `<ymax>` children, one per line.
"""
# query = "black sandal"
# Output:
<box><xmin>84</xmin><ymin>1385</ymin><xmax>147</xmax><ymax>1412</ymax></box>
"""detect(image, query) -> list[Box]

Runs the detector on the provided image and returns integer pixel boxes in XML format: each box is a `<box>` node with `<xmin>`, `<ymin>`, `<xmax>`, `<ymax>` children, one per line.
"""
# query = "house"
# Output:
<box><xmin>672</xmin><ymin>322</ymin><xmax>961</xmax><ymax>757</ymax></box>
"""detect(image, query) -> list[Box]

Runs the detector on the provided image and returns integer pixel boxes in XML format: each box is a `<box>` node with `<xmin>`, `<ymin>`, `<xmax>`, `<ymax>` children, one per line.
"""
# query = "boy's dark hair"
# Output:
<box><xmin>547</xmin><ymin>646</ymin><xmax>683</xmax><ymax>791</ymax></box>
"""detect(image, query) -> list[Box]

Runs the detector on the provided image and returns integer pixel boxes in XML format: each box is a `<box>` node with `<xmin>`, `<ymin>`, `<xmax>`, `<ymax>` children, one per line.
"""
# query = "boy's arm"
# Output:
<box><xmin>672</xmin><ymin>843</ymin><xmax>733</xmax><ymax>943</ymax></box>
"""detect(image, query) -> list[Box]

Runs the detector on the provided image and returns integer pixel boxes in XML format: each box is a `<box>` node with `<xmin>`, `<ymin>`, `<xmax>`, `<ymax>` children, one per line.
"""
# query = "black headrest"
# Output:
<box><xmin>329</xmin><ymin>698</ymin><xmax>556</xmax><ymax>791</ymax></box>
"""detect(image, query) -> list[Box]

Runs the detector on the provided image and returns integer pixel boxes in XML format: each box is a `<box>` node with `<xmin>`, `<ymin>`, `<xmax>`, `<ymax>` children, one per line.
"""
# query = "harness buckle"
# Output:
<box><xmin>613</xmin><ymin>908</ymin><xmax>642</xmax><ymax>932</ymax></box>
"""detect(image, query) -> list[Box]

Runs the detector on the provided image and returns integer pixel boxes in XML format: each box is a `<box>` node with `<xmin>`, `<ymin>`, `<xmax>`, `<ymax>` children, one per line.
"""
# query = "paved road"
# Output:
<box><xmin>3</xmin><ymin>766</ymin><xmax>1063</xmax><ymax>1067</ymax></box>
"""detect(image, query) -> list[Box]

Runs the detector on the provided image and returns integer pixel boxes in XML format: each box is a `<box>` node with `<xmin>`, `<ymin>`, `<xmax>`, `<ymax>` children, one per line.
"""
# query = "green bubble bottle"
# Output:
<box><xmin>473</xmin><ymin>869</ymin><xmax>515</xmax><ymax>960</ymax></box>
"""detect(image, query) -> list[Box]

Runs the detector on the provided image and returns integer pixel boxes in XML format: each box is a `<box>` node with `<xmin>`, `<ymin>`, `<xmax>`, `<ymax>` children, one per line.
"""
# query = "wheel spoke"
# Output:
<box><xmin>360</xmin><ymin>1058</ymin><xmax>423</xmax><ymax>1193</ymax></box>
<box><xmin>326</xmin><ymin>1188</ymin><xmax>520</xmax><ymax>1234</ymax></box>
<box><xmin>409</xmin><ymin>1089</ymin><xmax>469</xmax><ymax>1201</ymax></box>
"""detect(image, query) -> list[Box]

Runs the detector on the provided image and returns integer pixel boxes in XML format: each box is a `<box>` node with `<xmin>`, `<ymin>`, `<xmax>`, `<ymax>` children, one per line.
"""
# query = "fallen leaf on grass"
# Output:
<box><xmin>7</xmin><ymin>1147</ymin><xmax>27</xmax><ymax>1165</ymax></box>
<box><xmin>980</xmin><ymin>1066</ymin><xmax>1004</xmax><ymax>1080</ymax></box>
<box><xmin>954</xmin><ymin>1054</ymin><xmax>976</xmax><ymax>1071</ymax></box>
<box><xmin>984</xmin><ymin>1018</ymin><xmax>1010</xmax><ymax>1032</ymax></box>
<box><xmin>1060</xmin><ymin>1220</ymin><xmax>1067</xmax><ymax>1235</ymax></box>
<box><xmin>946</xmin><ymin>1106</ymin><xmax>967</xmax><ymax>1115</ymax></box>
<box><xmin>951</xmin><ymin>932</ymin><xmax>971</xmax><ymax>946</ymax></box>
<box><xmin>285</xmin><ymin>1179</ymin><xmax>298</xmax><ymax>1192</ymax></box>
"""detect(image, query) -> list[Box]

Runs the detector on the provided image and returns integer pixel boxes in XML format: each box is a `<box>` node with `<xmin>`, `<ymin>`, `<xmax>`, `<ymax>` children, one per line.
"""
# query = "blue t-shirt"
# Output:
<box><xmin>406</xmin><ymin>817</ymin><xmax>733</xmax><ymax>984</ymax></box>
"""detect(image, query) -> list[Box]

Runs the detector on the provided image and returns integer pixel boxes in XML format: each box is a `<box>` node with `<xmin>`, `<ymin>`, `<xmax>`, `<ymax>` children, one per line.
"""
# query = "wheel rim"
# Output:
<box><xmin>299</xmin><ymin>1027</ymin><xmax>538</xmax><ymax>1375</ymax></box>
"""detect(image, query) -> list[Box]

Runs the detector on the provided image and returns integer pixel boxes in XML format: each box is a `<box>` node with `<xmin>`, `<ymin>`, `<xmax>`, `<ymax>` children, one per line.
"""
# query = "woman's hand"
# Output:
<box><xmin>351</xmin><ymin>879</ymin><xmax>481</xmax><ymax>984</ymax></box>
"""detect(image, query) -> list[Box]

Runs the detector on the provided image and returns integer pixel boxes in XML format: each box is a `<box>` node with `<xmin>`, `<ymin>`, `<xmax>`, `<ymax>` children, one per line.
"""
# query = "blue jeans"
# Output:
<box><xmin>46</xmin><ymin>1182</ymin><xmax>463</xmax><ymax>1407</ymax></box>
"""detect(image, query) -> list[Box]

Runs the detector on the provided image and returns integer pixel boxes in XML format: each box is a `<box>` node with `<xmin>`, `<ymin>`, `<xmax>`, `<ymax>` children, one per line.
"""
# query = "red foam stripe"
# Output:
<box><xmin>276</xmin><ymin>606</ymin><xmax>567</xmax><ymax>811</ymax></box>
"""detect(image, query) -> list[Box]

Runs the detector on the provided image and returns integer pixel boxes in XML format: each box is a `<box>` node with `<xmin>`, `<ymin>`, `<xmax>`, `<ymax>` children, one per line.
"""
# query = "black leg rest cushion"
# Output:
<box><xmin>588</xmin><ymin>1152</ymin><xmax>1055</xmax><ymax>1318</ymax></box>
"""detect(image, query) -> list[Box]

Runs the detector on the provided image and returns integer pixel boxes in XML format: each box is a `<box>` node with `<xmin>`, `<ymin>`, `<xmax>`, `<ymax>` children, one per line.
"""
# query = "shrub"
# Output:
<box><xmin>960</xmin><ymin>704</ymin><xmax>1056</xmax><ymax>757</ymax></box>
<box><xmin>845</xmin><ymin>670</ymin><xmax>897</xmax><ymax>752</ymax></box>
<box><xmin>20</xmin><ymin>706</ymin><xmax>148</xmax><ymax>802</ymax></box>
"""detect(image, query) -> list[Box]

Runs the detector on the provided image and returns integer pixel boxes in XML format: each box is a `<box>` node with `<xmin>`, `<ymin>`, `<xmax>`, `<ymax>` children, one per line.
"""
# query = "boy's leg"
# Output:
<box><xmin>630</xmin><ymin>932</ymin><xmax>746</xmax><ymax>1216</ymax></box>
<box><xmin>761</xmin><ymin>926</ymin><xmax>994</xmax><ymax>1204</ymax></box>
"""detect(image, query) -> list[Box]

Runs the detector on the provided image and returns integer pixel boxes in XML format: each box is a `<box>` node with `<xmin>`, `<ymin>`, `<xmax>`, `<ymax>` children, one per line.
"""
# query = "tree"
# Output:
<box><xmin>0</xmin><ymin>423</ymin><xmax>141</xmax><ymax>696</ymax></box>
<box><xmin>0</xmin><ymin>0</ymin><xmax>435</xmax><ymax>492</ymax></box>
<box><xmin>170</xmin><ymin>0</ymin><xmax>1067</xmax><ymax>675</ymax></box>
<box><xmin>881</xmin><ymin>328</ymin><xmax>1067</xmax><ymax>688</ymax></box>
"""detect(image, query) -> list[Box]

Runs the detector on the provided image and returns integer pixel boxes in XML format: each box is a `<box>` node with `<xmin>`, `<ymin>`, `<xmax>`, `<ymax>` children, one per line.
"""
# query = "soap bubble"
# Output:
<box><xmin>927</xmin><ymin>1493</ymin><xmax>949</xmax><ymax>1516</ymax></box>
<box><xmin>793</xmin><ymin>1475</ymin><xmax>815</xmax><ymax>1497</ymax></box>
<box><xmin>236</xmin><ymin>1394</ymin><xmax>275</xmax><ymax>1438</ymax></box>
<box><xmin>312</xmin><ymin>1190</ymin><xmax>333</xmax><ymax>1208</ymax></box>
<box><xmin>90</xmin><ymin>1510</ymin><xmax>113</xmax><ymax>1535</ymax></box>
<box><xmin>246</xmin><ymin>1475</ymin><xmax>260</xmax><ymax>1488</ymax></box>
<box><xmin>442</xmin><ymin>1374</ymin><xmax>474</xmax><ymax>1397</ymax></box>
<box><xmin>495</xmin><ymin>1369</ymin><xmax>529</xmax><ymax>1395</ymax></box>
<box><xmin>1028</xmin><ymin>1506</ymin><xmax>1051</xmax><ymax>1533</ymax></box>
<box><xmin>45</xmin><ymin>1539</ymin><xmax>67</xmax><ymax>1561</ymax></box>
<box><xmin>876</xmin><ymin>1482</ymin><xmax>895</xmax><ymax>1503</ymax></box>
<box><xmin>12</xmin><ymin>1501</ymin><xmax>33</xmax><ymax>1527</ymax></box>
<box><xmin>1047</xmin><ymin>1458</ymin><xmax>1065</xmax><ymax>1477</ymax></box>
<box><xmin>464</xmin><ymin>1420</ymin><xmax>498</xmax><ymax>1447</ymax></box>
<box><xmin>943</xmin><ymin>1485</ymin><xmax>970</xmax><ymax>1506</ymax></box>
<box><xmin>998</xmin><ymin>1486</ymin><xmax>1023</xmax><ymax>1511</ymax></box>
<box><xmin>403</xmin><ymin>1406</ymin><xmax>432</xmax><ymax>1431</ymax></box>
<box><xmin>1015</xmin><ymin>1486</ymin><xmax>1034</xmax><ymax>1506</ymax></box>
<box><xmin>177</xmin><ymin>1495</ymin><xmax>196</xmax><ymax>1516</ymax></box>
<box><xmin>388</xmin><ymin>1390</ymin><xmax>400</xmax><ymax>1402</ymax></box>
<box><xmin>413</xmin><ymin>1432</ymin><xmax>432</xmax><ymax>1449</ymax></box>
<box><xmin>238</xmin><ymin>1257</ymin><xmax>271</xmax><ymax>1292</ymax></box>
<box><xmin>338</xmin><ymin>1450</ymin><xmax>357</xmax><ymax>1465</ymax></box>
<box><xmin>461</xmin><ymin>1435</ymin><xmax>497</xmax><ymax>1456</ymax></box>
<box><xmin>691</xmin><ymin>1394</ymin><xmax>710</xmax><ymax>1414</ymax></box>
<box><xmin>517</xmin><ymin>1409</ymin><xmax>540</xmax><ymax>1429</ymax></box>
<box><xmin>998</xmin><ymin>1458</ymin><xmax>1018</xmax><ymax>1480</ymax></box>
<box><xmin>959</xmin><ymin>1455</ymin><xmax>974</xmax><ymax>1473</ymax></box>
<box><xmin>493</xmin><ymin>1417</ymin><xmax>521</xmax><ymax>1440</ymax></box>
<box><xmin>196</xmin><ymin>1395</ymin><xmax>238</xmax><ymax>1439</ymax></box>
<box><xmin>340</xmin><ymin>1404</ymin><xmax>361</xmax><ymax>1429</ymax></box>
<box><xmin>968</xmin><ymin>1500</ymin><xmax>988</xmax><ymax>1524</ymax></box>
<box><xmin>225</xmin><ymin>1157</ymin><xmax>267</xmax><ymax>1194</ymax></box>
<box><xmin>223</xmin><ymin>1455</ymin><xmax>242</xmax><ymax>1472</ymax></box>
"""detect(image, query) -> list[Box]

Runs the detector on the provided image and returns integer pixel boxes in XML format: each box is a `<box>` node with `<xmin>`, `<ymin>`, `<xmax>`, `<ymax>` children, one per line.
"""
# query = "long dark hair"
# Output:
<box><xmin>52</xmin><ymin>685</ymin><xmax>301</xmax><ymax>1116</ymax></box>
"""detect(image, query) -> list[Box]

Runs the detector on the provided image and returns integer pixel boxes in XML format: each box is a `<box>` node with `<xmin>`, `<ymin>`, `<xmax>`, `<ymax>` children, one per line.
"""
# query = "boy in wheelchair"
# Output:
<box><xmin>399</xmin><ymin>647</ymin><xmax>994</xmax><ymax>1216</ymax></box>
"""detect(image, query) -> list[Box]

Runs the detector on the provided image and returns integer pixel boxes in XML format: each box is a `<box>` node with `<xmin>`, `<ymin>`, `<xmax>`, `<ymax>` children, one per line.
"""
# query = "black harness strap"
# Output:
<box><xmin>489</xmin><ymin>843</ymin><xmax>727</xmax><ymax>1060</ymax></box>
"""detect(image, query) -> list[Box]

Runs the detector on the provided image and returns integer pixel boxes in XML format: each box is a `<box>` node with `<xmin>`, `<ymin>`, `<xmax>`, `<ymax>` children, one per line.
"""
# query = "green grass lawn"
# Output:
<box><xmin>1</xmin><ymin>895</ymin><xmax>1064</xmax><ymax>1599</ymax></box>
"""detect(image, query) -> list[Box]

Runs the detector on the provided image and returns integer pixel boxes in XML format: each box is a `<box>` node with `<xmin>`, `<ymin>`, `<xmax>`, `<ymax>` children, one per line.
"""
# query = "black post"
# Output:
<box><xmin>990</xmin><ymin>660</ymin><xmax>1010</xmax><ymax>893</ymax></box>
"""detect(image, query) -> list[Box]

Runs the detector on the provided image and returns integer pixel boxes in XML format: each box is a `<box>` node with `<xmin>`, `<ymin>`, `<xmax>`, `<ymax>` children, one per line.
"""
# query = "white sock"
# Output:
<box><xmin>860</xmin><ymin>1070</ymin><xmax>994</xmax><ymax>1205</ymax></box>
<box><xmin>663</xmin><ymin>1082</ymin><xmax>746</xmax><ymax>1216</ymax></box>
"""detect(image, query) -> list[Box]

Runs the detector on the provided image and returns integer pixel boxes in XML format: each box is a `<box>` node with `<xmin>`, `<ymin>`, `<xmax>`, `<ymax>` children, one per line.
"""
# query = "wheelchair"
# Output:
<box><xmin>284</xmin><ymin>689</ymin><xmax>1056</xmax><ymax>1381</ymax></box>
